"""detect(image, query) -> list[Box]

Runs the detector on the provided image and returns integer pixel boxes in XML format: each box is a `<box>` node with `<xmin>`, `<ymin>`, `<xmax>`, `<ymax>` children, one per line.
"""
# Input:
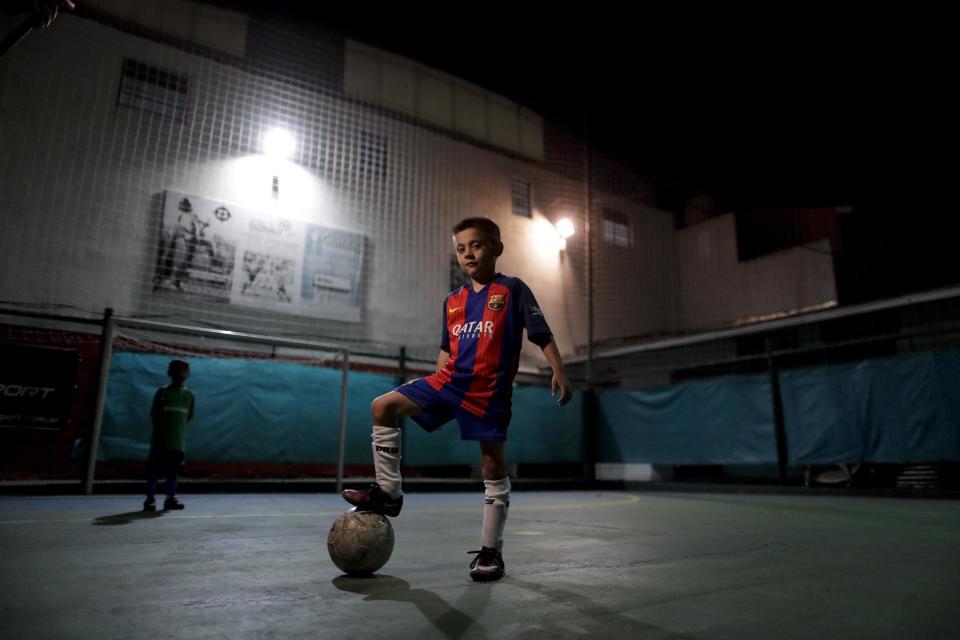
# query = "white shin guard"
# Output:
<box><xmin>480</xmin><ymin>477</ymin><xmax>511</xmax><ymax>551</ymax></box>
<box><xmin>371</xmin><ymin>425</ymin><xmax>402</xmax><ymax>498</ymax></box>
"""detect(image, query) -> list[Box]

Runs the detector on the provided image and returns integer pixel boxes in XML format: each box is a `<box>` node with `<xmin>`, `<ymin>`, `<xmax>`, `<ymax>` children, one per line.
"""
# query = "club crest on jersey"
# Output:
<box><xmin>487</xmin><ymin>293</ymin><xmax>506</xmax><ymax>311</ymax></box>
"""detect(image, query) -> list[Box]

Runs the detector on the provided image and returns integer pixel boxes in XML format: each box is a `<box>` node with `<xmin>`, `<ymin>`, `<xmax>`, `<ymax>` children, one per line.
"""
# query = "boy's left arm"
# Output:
<box><xmin>517</xmin><ymin>279</ymin><xmax>571</xmax><ymax>405</ymax></box>
<box><xmin>541</xmin><ymin>338</ymin><xmax>572</xmax><ymax>406</ymax></box>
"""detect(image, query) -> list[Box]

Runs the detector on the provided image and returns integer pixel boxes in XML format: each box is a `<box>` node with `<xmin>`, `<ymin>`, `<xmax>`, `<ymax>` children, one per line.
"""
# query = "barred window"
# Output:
<box><xmin>511</xmin><ymin>179</ymin><xmax>531</xmax><ymax>217</ymax></box>
<box><xmin>602</xmin><ymin>208</ymin><xmax>632</xmax><ymax>247</ymax></box>
<box><xmin>358</xmin><ymin>131</ymin><xmax>388</xmax><ymax>179</ymax></box>
<box><xmin>117</xmin><ymin>58</ymin><xmax>189</xmax><ymax>123</ymax></box>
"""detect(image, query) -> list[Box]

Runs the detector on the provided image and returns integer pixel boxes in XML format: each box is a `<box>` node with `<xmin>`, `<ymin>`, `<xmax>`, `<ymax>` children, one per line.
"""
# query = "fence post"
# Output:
<box><xmin>765</xmin><ymin>338</ymin><xmax>789</xmax><ymax>484</ymax></box>
<box><xmin>83</xmin><ymin>307</ymin><xmax>114</xmax><ymax>495</ymax></box>
<box><xmin>335</xmin><ymin>349</ymin><xmax>350</xmax><ymax>494</ymax></box>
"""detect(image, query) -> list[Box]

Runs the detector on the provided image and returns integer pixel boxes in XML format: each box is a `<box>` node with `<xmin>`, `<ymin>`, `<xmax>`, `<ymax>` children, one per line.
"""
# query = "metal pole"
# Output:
<box><xmin>115</xmin><ymin>316</ymin><xmax>345</xmax><ymax>353</ymax></box>
<box><xmin>765</xmin><ymin>338</ymin><xmax>789</xmax><ymax>485</ymax></box>
<box><xmin>335</xmin><ymin>349</ymin><xmax>350</xmax><ymax>494</ymax></box>
<box><xmin>585</xmin><ymin>125</ymin><xmax>594</xmax><ymax>387</ymax></box>
<box><xmin>563</xmin><ymin>283</ymin><xmax>960</xmax><ymax>366</ymax></box>
<box><xmin>83</xmin><ymin>307</ymin><xmax>114</xmax><ymax>495</ymax></box>
<box><xmin>397</xmin><ymin>346</ymin><xmax>407</xmax><ymax>386</ymax></box>
<box><xmin>583</xmin><ymin>122</ymin><xmax>597</xmax><ymax>482</ymax></box>
<box><xmin>397</xmin><ymin>346</ymin><xmax>407</xmax><ymax>474</ymax></box>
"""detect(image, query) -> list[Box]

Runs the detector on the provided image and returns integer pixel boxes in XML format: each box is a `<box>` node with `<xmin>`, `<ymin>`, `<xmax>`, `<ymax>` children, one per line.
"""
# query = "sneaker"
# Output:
<box><xmin>342</xmin><ymin>484</ymin><xmax>403</xmax><ymax>517</ymax></box>
<box><xmin>143</xmin><ymin>497</ymin><xmax>156</xmax><ymax>512</ymax></box>
<box><xmin>163</xmin><ymin>496</ymin><xmax>185</xmax><ymax>511</ymax></box>
<box><xmin>468</xmin><ymin>547</ymin><xmax>505</xmax><ymax>582</ymax></box>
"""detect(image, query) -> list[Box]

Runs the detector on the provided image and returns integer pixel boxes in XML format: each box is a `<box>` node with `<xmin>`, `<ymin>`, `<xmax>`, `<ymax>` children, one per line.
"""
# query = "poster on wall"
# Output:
<box><xmin>152</xmin><ymin>190</ymin><xmax>364</xmax><ymax>322</ymax></box>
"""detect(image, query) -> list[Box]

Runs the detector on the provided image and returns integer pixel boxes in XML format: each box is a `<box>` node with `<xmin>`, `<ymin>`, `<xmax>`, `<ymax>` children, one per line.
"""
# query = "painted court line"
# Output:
<box><xmin>0</xmin><ymin>494</ymin><xmax>641</xmax><ymax>525</ymax></box>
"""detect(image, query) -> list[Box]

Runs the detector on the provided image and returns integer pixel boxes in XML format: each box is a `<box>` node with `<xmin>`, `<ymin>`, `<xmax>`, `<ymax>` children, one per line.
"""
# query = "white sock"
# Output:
<box><xmin>480</xmin><ymin>477</ymin><xmax>510</xmax><ymax>550</ymax></box>
<box><xmin>371</xmin><ymin>425</ymin><xmax>402</xmax><ymax>498</ymax></box>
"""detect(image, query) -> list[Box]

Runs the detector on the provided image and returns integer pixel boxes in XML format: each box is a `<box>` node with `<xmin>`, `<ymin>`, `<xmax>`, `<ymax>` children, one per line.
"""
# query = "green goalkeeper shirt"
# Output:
<box><xmin>150</xmin><ymin>385</ymin><xmax>195</xmax><ymax>452</ymax></box>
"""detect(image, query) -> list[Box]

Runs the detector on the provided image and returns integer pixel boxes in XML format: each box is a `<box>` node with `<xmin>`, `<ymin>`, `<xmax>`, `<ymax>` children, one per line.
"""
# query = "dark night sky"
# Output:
<box><xmin>193</xmin><ymin>2</ymin><xmax>954</xmax><ymax>298</ymax></box>
<box><xmin>207</xmin><ymin>3</ymin><xmax>942</xmax><ymax>214</ymax></box>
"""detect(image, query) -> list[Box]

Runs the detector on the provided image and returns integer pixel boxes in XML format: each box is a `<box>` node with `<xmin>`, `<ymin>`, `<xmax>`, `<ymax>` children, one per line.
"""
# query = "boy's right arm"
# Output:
<box><xmin>436</xmin><ymin>295</ymin><xmax>451</xmax><ymax>373</ymax></box>
<box><xmin>541</xmin><ymin>338</ymin><xmax>572</xmax><ymax>406</ymax></box>
<box><xmin>435</xmin><ymin>349</ymin><xmax>450</xmax><ymax>373</ymax></box>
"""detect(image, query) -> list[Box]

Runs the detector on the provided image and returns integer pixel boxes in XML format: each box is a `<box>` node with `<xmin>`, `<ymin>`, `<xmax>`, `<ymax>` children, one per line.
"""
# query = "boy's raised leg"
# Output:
<box><xmin>342</xmin><ymin>391</ymin><xmax>419</xmax><ymax>517</ymax></box>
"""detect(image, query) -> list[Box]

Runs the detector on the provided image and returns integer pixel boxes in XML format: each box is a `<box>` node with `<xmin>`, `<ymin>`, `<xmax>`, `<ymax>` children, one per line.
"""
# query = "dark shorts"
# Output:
<box><xmin>147</xmin><ymin>449</ymin><xmax>185</xmax><ymax>475</ymax></box>
<box><xmin>395</xmin><ymin>378</ymin><xmax>509</xmax><ymax>442</ymax></box>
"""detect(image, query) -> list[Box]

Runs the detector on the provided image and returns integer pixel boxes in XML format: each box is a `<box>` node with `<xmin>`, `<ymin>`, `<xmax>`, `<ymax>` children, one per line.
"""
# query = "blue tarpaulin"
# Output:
<box><xmin>99</xmin><ymin>352</ymin><xmax>582</xmax><ymax>465</ymax></box>
<box><xmin>99</xmin><ymin>349</ymin><xmax>959</xmax><ymax>467</ymax></box>
<box><xmin>597</xmin><ymin>375</ymin><xmax>777</xmax><ymax>465</ymax></box>
<box><xmin>100</xmin><ymin>352</ymin><xmax>384</xmax><ymax>463</ymax></box>
<box><xmin>597</xmin><ymin>350</ymin><xmax>960</xmax><ymax>466</ymax></box>
<box><xmin>781</xmin><ymin>350</ymin><xmax>960</xmax><ymax>464</ymax></box>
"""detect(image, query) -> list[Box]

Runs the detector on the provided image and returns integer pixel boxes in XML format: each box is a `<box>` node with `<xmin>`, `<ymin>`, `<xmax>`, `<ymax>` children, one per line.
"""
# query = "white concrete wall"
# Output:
<box><xmin>675</xmin><ymin>214</ymin><xmax>837</xmax><ymax>331</ymax></box>
<box><xmin>0</xmin><ymin>14</ymin><xmax>582</xmax><ymax>370</ymax></box>
<box><xmin>592</xmin><ymin>198</ymin><xmax>678</xmax><ymax>345</ymax></box>
<box><xmin>0</xmin><ymin>8</ymin><xmax>839</xmax><ymax>370</ymax></box>
<box><xmin>344</xmin><ymin>40</ymin><xmax>544</xmax><ymax>162</ymax></box>
<box><xmin>82</xmin><ymin>0</ymin><xmax>248</xmax><ymax>56</ymax></box>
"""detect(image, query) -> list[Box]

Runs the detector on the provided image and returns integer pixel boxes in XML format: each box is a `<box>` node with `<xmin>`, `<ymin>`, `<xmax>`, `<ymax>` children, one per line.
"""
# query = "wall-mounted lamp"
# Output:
<box><xmin>262</xmin><ymin>127</ymin><xmax>296</xmax><ymax>159</ymax></box>
<box><xmin>555</xmin><ymin>218</ymin><xmax>575</xmax><ymax>239</ymax></box>
<box><xmin>263</xmin><ymin>128</ymin><xmax>295</xmax><ymax>198</ymax></box>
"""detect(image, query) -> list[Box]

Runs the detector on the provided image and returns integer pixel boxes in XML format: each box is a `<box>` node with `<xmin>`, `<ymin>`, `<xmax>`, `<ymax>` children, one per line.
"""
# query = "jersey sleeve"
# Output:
<box><xmin>516</xmin><ymin>279</ymin><xmax>552</xmax><ymax>347</ymax></box>
<box><xmin>439</xmin><ymin>297</ymin><xmax>450</xmax><ymax>353</ymax></box>
<box><xmin>188</xmin><ymin>391</ymin><xmax>196</xmax><ymax>422</ymax></box>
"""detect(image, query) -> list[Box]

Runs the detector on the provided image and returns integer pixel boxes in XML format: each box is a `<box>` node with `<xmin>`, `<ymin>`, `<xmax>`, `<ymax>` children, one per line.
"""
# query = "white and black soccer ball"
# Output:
<box><xmin>327</xmin><ymin>510</ymin><xmax>395</xmax><ymax>576</ymax></box>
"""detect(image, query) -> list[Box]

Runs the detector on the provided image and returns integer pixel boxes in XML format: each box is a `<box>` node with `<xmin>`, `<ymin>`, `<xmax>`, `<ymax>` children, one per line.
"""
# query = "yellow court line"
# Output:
<box><xmin>0</xmin><ymin>494</ymin><xmax>641</xmax><ymax>525</ymax></box>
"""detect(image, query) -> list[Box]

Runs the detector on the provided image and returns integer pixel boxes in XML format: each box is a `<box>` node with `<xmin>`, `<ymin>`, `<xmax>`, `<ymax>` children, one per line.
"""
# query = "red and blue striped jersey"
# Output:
<box><xmin>424</xmin><ymin>274</ymin><xmax>552</xmax><ymax>422</ymax></box>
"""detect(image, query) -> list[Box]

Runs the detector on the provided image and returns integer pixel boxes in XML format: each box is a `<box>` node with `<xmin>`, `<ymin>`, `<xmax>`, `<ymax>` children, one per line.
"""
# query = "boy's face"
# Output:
<box><xmin>454</xmin><ymin>227</ymin><xmax>501</xmax><ymax>281</ymax></box>
<box><xmin>169</xmin><ymin>365</ymin><xmax>190</xmax><ymax>384</ymax></box>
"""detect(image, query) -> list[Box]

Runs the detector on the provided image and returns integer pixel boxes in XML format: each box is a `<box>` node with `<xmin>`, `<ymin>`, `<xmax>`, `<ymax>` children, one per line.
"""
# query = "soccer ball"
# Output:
<box><xmin>327</xmin><ymin>510</ymin><xmax>395</xmax><ymax>576</ymax></box>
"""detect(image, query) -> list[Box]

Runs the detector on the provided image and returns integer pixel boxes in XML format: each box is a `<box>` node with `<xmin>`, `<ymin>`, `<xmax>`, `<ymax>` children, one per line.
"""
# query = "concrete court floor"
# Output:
<box><xmin>0</xmin><ymin>490</ymin><xmax>957</xmax><ymax>640</ymax></box>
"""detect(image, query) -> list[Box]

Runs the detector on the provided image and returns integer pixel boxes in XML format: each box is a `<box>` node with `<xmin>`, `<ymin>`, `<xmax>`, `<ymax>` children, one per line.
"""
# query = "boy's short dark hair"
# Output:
<box><xmin>452</xmin><ymin>217</ymin><xmax>501</xmax><ymax>243</ymax></box>
<box><xmin>168</xmin><ymin>359</ymin><xmax>190</xmax><ymax>375</ymax></box>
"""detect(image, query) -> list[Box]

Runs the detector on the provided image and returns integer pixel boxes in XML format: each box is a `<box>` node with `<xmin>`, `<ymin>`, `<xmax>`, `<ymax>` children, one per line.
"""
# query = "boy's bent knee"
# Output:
<box><xmin>371</xmin><ymin>392</ymin><xmax>413</xmax><ymax>426</ymax></box>
<box><xmin>370</xmin><ymin>397</ymin><xmax>392</xmax><ymax>425</ymax></box>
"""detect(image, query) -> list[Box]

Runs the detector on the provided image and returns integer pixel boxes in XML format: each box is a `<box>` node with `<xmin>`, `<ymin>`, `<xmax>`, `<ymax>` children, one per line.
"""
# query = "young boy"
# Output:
<box><xmin>143</xmin><ymin>359</ymin><xmax>195</xmax><ymax>512</ymax></box>
<box><xmin>343</xmin><ymin>217</ymin><xmax>572</xmax><ymax>581</ymax></box>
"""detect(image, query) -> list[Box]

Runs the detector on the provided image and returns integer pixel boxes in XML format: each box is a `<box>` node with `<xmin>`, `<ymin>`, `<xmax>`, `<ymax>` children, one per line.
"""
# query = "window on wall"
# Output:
<box><xmin>511</xmin><ymin>179</ymin><xmax>531</xmax><ymax>217</ymax></box>
<box><xmin>117</xmin><ymin>58</ymin><xmax>189</xmax><ymax>123</ymax></box>
<box><xmin>602</xmin><ymin>208</ymin><xmax>632</xmax><ymax>247</ymax></box>
<box><xmin>358</xmin><ymin>131</ymin><xmax>388</xmax><ymax>179</ymax></box>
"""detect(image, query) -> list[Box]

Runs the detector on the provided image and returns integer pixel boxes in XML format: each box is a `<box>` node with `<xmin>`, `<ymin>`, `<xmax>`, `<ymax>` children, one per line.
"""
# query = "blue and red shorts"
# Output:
<box><xmin>395</xmin><ymin>378</ymin><xmax>509</xmax><ymax>441</ymax></box>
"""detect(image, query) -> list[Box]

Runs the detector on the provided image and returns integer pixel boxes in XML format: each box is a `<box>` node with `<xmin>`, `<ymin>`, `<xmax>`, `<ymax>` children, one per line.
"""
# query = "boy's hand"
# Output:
<box><xmin>551</xmin><ymin>373</ymin><xmax>572</xmax><ymax>406</ymax></box>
